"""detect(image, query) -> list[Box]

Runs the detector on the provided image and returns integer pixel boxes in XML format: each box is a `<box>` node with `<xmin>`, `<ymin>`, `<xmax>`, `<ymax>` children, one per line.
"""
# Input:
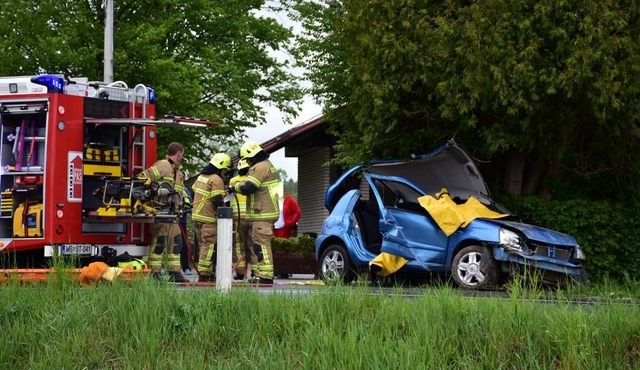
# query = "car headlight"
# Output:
<box><xmin>574</xmin><ymin>244</ymin><xmax>586</xmax><ymax>261</ymax></box>
<box><xmin>499</xmin><ymin>228</ymin><xmax>527</xmax><ymax>253</ymax></box>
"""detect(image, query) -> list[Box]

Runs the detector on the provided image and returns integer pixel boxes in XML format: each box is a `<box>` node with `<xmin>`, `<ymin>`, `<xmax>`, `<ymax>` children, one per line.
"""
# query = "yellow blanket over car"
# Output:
<box><xmin>418</xmin><ymin>188</ymin><xmax>508</xmax><ymax>236</ymax></box>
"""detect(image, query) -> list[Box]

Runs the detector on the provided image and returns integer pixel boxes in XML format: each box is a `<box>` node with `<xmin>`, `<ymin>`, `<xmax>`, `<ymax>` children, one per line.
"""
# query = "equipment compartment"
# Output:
<box><xmin>0</xmin><ymin>100</ymin><xmax>48</xmax><ymax>239</ymax></box>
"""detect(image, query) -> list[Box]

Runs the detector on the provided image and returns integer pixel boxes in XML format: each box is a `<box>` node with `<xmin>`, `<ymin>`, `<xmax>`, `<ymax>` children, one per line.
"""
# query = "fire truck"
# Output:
<box><xmin>0</xmin><ymin>74</ymin><xmax>214</xmax><ymax>268</ymax></box>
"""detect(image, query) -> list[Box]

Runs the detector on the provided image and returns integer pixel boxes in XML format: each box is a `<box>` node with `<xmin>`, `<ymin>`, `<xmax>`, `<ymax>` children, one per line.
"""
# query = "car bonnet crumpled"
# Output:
<box><xmin>418</xmin><ymin>188</ymin><xmax>509</xmax><ymax>236</ymax></box>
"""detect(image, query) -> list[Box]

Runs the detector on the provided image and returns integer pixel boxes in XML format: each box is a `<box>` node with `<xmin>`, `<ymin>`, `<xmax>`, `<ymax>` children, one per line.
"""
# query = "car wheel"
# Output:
<box><xmin>319</xmin><ymin>244</ymin><xmax>355</xmax><ymax>283</ymax></box>
<box><xmin>452</xmin><ymin>245</ymin><xmax>498</xmax><ymax>289</ymax></box>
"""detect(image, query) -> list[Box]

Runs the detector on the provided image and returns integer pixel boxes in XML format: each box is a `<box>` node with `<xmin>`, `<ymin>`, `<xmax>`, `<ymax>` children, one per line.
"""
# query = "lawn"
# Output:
<box><xmin>1</xmin><ymin>275</ymin><xmax>639</xmax><ymax>369</ymax></box>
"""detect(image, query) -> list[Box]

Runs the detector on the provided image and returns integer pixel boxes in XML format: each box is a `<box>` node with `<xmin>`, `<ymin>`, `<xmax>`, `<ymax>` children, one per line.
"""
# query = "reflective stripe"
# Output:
<box><xmin>246</xmin><ymin>175</ymin><xmax>261</xmax><ymax>187</ymax></box>
<box><xmin>148</xmin><ymin>253</ymin><xmax>163</xmax><ymax>271</ymax></box>
<box><xmin>194</xmin><ymin>188</ymin><xmax>209</xmax><ymax>195</ymax></box>
<box><xmin>254</xmin><ymin>244</ymin><xmax>273</xmax><ymax>279</ymax></box>
<box><xmin>234</xmin><ymin>237</ymin><xmax>246</xmax><ymax>269</ymax></box>
<box><xmin>246</xmin><ymin>211</ymin><xmax>279</xmax><ymax>220</ymax></box>
<box><xmin>167</xmin><ymin>253</ymin><xmax>181</xmax><ymax>271</ymax></box>
<box><xmin>192</xmin><ymin>213</ymin><xmax>216</xmax><ymax>222</ymax></box>
<box><xmin>230</xmin><ymin>198</ymin><xmax>247</xmax><ymax>217</ymax></box>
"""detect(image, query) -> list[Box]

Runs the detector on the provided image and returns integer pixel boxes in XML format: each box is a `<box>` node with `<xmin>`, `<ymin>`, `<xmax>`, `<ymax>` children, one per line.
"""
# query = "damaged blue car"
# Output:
<box><xmin>316</xmin><ymin>141</ymin><xmax>588</xmax><ymax>289</ymax></box>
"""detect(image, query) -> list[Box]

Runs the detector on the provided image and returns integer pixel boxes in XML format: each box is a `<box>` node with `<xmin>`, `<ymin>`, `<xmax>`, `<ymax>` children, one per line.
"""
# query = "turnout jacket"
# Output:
<box><xmin>138</xmin><ymin>157</ymin><xmax>188</xmax><ymax>205</ymax></box>
<box><xmin>237</xmin><ymin>159</ymin><xmax>280</xmax><ymax>221</ymax></box>
<box><xmin>191</xmin><ymin>173</ymin><xmax>226</xmax><ymax>223</ymax></box>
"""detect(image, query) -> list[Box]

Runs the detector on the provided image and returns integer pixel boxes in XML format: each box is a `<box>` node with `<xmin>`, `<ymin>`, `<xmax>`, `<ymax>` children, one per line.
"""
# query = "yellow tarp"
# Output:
<box><xmin>417</xmin><ymin>188</ymin><xmax>508</xmax><ymax>236</ymax></box>
<box><xmin>369</xmin><ymin>252</ymin><xmax>408</xmax><ymax>277</ymax></box>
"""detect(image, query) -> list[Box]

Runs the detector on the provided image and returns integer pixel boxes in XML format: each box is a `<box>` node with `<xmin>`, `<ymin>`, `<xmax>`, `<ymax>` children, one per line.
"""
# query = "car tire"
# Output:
<box><xmin>451</xmin><ymin>245</ymin><xmax>498</xmax><ymax>289</ymax></box>
<box><xmin>319</xmin><ymin>244</ymin><xmax>355</xmax><ymax>283</ymax></box>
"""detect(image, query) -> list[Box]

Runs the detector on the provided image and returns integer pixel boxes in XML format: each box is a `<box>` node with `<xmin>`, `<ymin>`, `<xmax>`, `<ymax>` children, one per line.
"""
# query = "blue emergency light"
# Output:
<box><xmin>148</xmin><ymin>86</ymin><xmax>156</xmax><ymax>103</ymax></box>
<box><xmin>30</xmin><ymin>75</ymin><xmax>65</xmax><ymax>93</ymax></box>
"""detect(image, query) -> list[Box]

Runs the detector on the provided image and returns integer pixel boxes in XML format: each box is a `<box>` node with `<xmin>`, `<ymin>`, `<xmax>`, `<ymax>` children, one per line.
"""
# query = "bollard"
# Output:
<box><xmin>216</xmin><ymin>207</ymin><xmax>233</xmax><ymax>292</ymax></box>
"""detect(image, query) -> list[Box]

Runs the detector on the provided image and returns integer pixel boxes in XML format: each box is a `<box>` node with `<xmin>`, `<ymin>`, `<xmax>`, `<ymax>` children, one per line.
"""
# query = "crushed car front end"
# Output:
<box><xmin>487</xmin><ymin>220</ymin><xmax>587</xmax><ymax>284</ymax></box>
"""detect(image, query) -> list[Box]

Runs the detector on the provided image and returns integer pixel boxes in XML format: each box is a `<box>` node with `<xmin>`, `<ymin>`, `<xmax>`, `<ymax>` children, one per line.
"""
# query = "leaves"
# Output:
<box><xmin>0</xmin><ymin>0</ymin><xmax>303</xmax><ymax>174</ymax></box>
<box><xmin>293</xmin><ymin>0</ymin><xmax>640</xmax><ymax>196</ymax></box>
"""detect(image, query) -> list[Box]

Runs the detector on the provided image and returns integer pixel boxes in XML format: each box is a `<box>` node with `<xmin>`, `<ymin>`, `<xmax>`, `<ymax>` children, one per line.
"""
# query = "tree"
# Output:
<box><xmin>0</xmin><ymin>0</ymin><xmax>302</xmax><ymax>174</ymax></box>
<box><xmin>293</xmin><ymin>0</ymin><xmax>640</xmax><ymax>198</ymax></box>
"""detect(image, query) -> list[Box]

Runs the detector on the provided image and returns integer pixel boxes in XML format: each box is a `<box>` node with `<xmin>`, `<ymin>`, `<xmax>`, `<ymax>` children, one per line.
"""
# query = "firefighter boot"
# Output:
<box><xmin>198</xmin><ymin>274</ymin><xmax>215</xmax><ymax>283</ymax></box>
<box><xmin>168</xmin><ymin>271</ymin><xmax>189</xmax><ymax>283</ymax></box>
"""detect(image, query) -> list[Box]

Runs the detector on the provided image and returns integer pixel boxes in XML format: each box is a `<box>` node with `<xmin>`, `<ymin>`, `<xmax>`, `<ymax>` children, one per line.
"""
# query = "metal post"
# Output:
<box><xmin>216</xmin><ymin>207</ymin><xmax>233</xmax><ymax>292</ymax></box>
<box><xmin>103</xmin><ymin>0</ymin><xmax>114</xmax><ymax>83</ymax></box>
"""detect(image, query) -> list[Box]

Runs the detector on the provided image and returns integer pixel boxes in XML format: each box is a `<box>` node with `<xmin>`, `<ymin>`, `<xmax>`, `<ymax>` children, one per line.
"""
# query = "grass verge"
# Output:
<box><xmin>2</xmin><ymin>277</ymin><xmax>640</xmax><ymax>369</ymax></box>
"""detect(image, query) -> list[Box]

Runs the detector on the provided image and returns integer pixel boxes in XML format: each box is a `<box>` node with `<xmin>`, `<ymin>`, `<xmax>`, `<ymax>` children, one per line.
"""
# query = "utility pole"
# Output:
<box><xmin>103</xmin><ymin>0</ymin><xmax>114</xmax><ymax>83</ymax></box>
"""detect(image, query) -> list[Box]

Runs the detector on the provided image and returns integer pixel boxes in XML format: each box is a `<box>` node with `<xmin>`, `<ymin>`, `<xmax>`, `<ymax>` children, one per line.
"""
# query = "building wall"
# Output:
<box><xmin>297</xmin><ymin>147</ymin><xmax>330</xmax><ymax>236</ymax></box>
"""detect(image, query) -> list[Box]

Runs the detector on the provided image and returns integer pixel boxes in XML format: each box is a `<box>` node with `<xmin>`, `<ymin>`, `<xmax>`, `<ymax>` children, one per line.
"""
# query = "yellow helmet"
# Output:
<box><xmin>210</xmin><ymin>153</ymin><xmax>231</xmax><ymax>170</ymax></box>
<box><xmin>239</xmin><ymin>141</ymin><xmax>263</xmax><ymax>159</ymax></box>
<box><xmin>237</xmin><ymin>159</ymin><xmax>250</xmax><ymax>170</ymax></box>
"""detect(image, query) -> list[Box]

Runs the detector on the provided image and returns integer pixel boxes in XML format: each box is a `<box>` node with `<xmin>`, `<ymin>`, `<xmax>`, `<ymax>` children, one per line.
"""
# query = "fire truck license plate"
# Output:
<box><xmin>60</xmin><ymin>244</ymin><xmax>94</xmax><ymax>255</ymax></box>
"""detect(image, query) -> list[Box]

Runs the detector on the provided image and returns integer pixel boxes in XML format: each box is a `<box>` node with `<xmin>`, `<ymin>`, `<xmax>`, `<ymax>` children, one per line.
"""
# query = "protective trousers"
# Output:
<box><xmin>147</xmin><ymin>223</ymin><xmax>183</xmax><ymax>273</ymax></box>
<box><xmin>233</xmin><ymin>218</ymin><xmax>251</xmax><ymax>276</ymax></box>
<box><xmin>248</xmin><ymin>220</ymin><xmax>274</xmax><ymax>279</ymax></box>
<box><xmin>194</xmin><ymin>221</ymin><xmax>218</xmax><ymax>276</ymax></box>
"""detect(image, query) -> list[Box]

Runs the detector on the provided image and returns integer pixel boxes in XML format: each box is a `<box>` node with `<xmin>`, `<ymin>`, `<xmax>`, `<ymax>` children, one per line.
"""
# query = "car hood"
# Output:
<box><xmin>325</xmin><ymin>140</ymin><xmax>490</xmax><ymax>211</ymax></box>
<box><xmin>485</xmin><ymin>219</ymin><xmax>577</xmax><ymax>246</ymax></box>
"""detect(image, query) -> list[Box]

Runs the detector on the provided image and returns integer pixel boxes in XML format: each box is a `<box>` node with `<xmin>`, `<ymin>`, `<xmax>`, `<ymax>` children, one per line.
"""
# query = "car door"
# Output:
<box><xmin>365</xmin><ymin>173</ymin><xmax>448</xmax><ymax>269</ymax></box>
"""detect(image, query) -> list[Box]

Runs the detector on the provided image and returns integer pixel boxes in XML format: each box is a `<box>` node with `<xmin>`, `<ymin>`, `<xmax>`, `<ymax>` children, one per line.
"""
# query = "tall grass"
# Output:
<box><xmin>1</xmin><ymin>278</ymin><xmax>639</xmax><ymax>369</ymax></box>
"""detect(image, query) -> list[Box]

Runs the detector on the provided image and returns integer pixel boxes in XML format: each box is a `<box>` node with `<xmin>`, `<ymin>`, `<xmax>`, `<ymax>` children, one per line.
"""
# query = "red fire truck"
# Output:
<box><xmin>0</xmin><ymin>74</ymin><xmax>213</xmax><ymax>267</ymax></box>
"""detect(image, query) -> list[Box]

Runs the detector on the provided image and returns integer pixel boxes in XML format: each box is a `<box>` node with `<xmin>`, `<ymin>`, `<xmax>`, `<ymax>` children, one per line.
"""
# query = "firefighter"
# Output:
<box><xmin>192</xmin><ymin>152</ymin><xmax>232</xmax><ymax>282</ymax></box>
<box><xmin>229</xmin><ymin>159</ymin><xmax>250</xmax><ymax>280</ymax></box>
<box><xmin>232</xmin><ymin>141</ymin><xmax>280</xmax><ymax>284</ymax></box>
<box><xmin>138</xmin><ymin>142</ymin><xmax>190</xmax><ymax>283</ymax></box>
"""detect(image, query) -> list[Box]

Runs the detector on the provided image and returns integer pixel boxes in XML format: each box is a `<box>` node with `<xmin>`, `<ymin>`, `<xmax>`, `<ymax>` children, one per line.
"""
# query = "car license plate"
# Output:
<box><xmin>60</xmin><ymin>244</ymin><xmax>94</xmax><ymax>255</ymax></box>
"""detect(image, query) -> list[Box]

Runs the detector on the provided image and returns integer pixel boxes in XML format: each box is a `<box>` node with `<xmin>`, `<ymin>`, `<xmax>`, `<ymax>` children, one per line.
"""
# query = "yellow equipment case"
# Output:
<box><xmin>13</xmin><ymin>202</ymin><xmax>43</xmax><ymax>237</ymax></box>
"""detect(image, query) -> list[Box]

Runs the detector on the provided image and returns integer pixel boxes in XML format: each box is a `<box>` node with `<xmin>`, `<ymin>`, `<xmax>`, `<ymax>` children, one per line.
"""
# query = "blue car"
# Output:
<box><xmin>316</xmin><ymin>141</ymin><xmax>587</xmax><ymax>289</ymax></box>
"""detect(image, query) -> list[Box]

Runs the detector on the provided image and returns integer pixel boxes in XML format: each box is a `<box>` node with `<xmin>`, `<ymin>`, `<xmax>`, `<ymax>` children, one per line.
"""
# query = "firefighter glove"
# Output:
<box><xmin>232</xmin><ymin>183</ymin><xmax>243</xmax><ymax>194</ymax></box>
<box><xmin>183</xmin><ymin>195</ymin><xmax>192</xmax><ymax>206</ymax></box>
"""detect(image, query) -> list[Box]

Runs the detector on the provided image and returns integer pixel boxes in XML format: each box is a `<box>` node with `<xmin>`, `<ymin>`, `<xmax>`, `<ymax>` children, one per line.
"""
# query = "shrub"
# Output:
<box><xmin>271</xmin><ymin>235</ymin><xmax>316</xmax><ymax>256</ymax></box>
<box><xmin>497</xmin><ymin>195</ymin><xmax>640</xmax><ymax>282</ymax></box>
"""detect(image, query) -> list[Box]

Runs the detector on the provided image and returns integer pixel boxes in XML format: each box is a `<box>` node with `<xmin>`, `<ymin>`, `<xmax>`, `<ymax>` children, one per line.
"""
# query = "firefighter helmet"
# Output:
<box><xmin>210</xmin><ymin>153</ymin><xmax>231</xmax><ymax>170</ymax></box>
<box><xmin>237</xmin><ymin>159</ymin><xmax>249</xmax><ymax>170</ymax></box>
<box><xmin>239</xmin><ymin>141</ymin><xmax>262</xmax><ymax>159</ymax></box>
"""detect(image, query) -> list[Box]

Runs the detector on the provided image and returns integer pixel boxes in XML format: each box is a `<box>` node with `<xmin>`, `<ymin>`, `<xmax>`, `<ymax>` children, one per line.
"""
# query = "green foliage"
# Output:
<box><xmin>283</xmin><ymin>177</ymin><xmax>298</xmax><ymax>198</ymax></box>
<box><xmin>0</xmin><ymin>0</ymin><xmax>303</xmax><ymax>174</ymax></box>
<box><xmin>293</xmin><ymin>0</ymin><xmax>640</xmax><ymax>195</ymax></box>
<box><xmin>498</xmin><ymin>195</ymin><xmax>640</xmax><ymax>282</ymax></box>
<box><xmin>271</xmin><ymin>234</ymin><xmax>314</xmax><ymax>255</ymax></box>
